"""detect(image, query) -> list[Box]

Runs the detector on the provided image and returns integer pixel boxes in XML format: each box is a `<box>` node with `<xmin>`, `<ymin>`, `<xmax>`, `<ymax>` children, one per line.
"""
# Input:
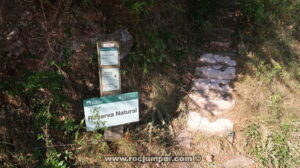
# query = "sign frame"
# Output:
<box><xmin>97</xmin><ymin>41</ymin><xmax>120</xmax><ymax>67</ymax></box>
<box><xmin>83</xmin><ymin>92</ymin><xmax>139</xmax><ymax>131</ymax></box>
<box><xmin>100</xmin><ymin>68</ymin><xmax>121</xmax><ymax>93</ymax></box>
<box><xmin>97</xmin><ymin>41</ymin><xmax>123</xmax><ymax>140</ymax></box>
<box><xmin>97</xmin><ymin>41</ymin><xmax>121</xmax><ymax>96</ymax></box>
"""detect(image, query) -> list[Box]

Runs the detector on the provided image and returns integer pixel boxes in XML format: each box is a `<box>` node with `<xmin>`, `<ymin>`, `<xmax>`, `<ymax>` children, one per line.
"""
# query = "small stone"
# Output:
<box><xmin>206</xmin><ymin>154</ymin><xmax>214</xmax><ymax>162</ymax></box>
<box><xmin>86</xmin><ymin>81</ymin><xmax>94</xmax><ymax>91</ymax></box>
<box><xmin>6</xmin><ymin>29</ymin><xmax>19</xmax><ymax>40</ymax></box>
<box><xmin>198</xmin><ymin>53</ymin><xmax>217</xmax><ymax>64</ymax></box>
<box><xmin>72</xmin><ymin>42</ymin><xmax>85</xmax><ymax>52</ymax></box>
<box><xmin>222</xmin><ymin>156</ymin><xmax>255</xmax><ymax>168</ymax></box>
<box><xmin>187</xmin><ymin>112</ymin><xmax>234</xmax><ymax>135</ymax></box>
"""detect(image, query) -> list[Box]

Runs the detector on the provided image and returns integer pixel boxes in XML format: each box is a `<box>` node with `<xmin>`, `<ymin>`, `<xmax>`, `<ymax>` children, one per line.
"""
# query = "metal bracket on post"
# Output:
<box><xmin>97</xmin><ymin>41</ymin><xmax>123</xmax><ymax>140</ymax></box>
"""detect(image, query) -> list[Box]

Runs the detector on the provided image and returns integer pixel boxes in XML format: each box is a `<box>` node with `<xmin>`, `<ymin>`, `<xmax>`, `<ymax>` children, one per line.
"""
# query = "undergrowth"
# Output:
<box><xmin>1</xmin><ymin>0</ymin><xmax>299</xmax><ymax>167</ymax></box>
<box><xmin>239</xmin><ymin>0</ymin><xmax>300</xmax><ymax>167</ymax></box>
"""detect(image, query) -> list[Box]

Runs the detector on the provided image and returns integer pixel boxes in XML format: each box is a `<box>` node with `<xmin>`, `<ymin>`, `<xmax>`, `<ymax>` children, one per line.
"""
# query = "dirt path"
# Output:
<box><xmin>174</xmin><ymin>1</ymin><xmax>258</xmax><ymax>168</ymax></box>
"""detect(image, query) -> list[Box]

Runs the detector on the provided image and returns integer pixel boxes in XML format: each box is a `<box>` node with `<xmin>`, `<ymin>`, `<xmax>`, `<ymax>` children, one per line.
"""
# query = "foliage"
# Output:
<box><xmin>246</xmin><ymin>122</ymin><xmax>300</xmax><ymax>168</ymax></box>
<box><xmin>240</xmin><ymin>0</ymin><xmax>300</xmax><ymax>25</ymax></box>
<box><xmin>128</xmin><ymin>30</ymin><xmax>168</xmax><ymax>74</ymax></box>
<box><xmin>189</xmin><ymin>0</ymin><xmax>218</xmax><ymax>27</ymax></box>
<box><xmin>81</xmin><ymin>0</ymin><xmax>91</xmax><ymax>6</ymax></box>
<box><xmin>0</xmin><ymin>71</ymin><xmax>85</xmax><ymax>167</ymax></box>
<box><xmin>122</xmin><ymin>0</ymin><xmax>153</xmax><ymax>15</ymax></box>
<box><xmin>1</xmin><ymin>0</ymin><xmax>299</xmax><ymax>167</ymax></box>
<box><xmin>122</xmin><ymin>0</ymin><xmax>188</xmax><ymax>74</ymax></box>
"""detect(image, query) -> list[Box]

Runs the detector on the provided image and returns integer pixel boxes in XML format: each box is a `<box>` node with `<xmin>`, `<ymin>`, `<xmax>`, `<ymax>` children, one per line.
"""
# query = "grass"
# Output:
<box><xmin>245</xmin><ymin>121</ymin><xmax>300</xmax><ymax>168</ymax></box>
<box><xmin>237</xmin><ymin>47</ymin><xmax>300</xmax><ymax>168</ymax></box>
<box><xmin>1</xmin><ymin>0</ymin><xmax>194</xmax><ymax>166</ymax></box>
<box><xmin>1</xmin><ymin>0</ymin><xmax>299</xmax><ymax>167</ymax></box>
<box><xmin>236</xmin><ymin>1</ymin><xmax>300</xmax><ymax>166</ymax></box>
<box><xmin>72</xmin><ymin>73</ymin><xmax>189</xmax><ymax>167</ymax></box>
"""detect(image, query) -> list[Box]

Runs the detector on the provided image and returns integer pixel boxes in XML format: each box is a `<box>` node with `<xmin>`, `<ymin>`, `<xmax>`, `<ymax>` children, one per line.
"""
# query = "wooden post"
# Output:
<box><xmin>97</xmin><ymin>41</ymin><xmax>123</xmax><ymax>140</ymax></box>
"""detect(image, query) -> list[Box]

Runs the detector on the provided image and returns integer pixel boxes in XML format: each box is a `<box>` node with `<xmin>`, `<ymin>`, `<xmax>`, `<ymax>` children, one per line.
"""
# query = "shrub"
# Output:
<box><xmin>240</xmin><ymin>0</ymin><xmax>300</xmax><ymax>25</ymax></box>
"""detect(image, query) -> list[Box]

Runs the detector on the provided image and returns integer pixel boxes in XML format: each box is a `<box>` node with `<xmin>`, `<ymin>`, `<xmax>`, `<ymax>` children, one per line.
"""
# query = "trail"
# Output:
<box><xmin>175</xmin><ymin>1</ymin><xmax>257</xmax><ymax>167</ymax></box>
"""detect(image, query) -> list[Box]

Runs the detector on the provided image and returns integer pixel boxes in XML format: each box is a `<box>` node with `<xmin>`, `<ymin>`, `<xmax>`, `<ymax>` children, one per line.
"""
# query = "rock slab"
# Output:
<box><xmin>187</xmin><ymin>112</ymin><xmax>233</xmax><ymax>135</ymax></box>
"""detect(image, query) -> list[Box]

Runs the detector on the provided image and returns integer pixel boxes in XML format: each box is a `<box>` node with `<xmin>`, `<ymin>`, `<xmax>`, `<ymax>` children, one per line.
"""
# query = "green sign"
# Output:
<box><xmin>83</xmin><ymin>92</ymin><xmax>139</xmax><ymax>131</ymax></box>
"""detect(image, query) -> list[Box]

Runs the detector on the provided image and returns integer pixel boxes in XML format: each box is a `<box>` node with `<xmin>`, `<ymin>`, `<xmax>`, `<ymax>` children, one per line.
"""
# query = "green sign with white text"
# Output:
<box><xmin>83</xmin><ymin>92</ymin><xmax>139</xmax><ymax>131</ymax></box>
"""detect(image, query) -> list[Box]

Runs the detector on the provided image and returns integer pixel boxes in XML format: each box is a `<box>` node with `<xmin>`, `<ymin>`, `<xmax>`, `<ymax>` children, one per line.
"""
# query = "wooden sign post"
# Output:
<box><xmin>97</xmin><ymin>41</ymin><xmax>123</xmax><ymax>140</ymax></box>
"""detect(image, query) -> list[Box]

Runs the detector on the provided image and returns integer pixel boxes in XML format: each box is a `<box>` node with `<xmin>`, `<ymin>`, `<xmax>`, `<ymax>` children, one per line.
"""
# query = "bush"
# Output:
<box><xmin>189</xmin><ymin>0</ymin><xmax>218</xmax><ymax>27</ymax></box>
<box><xmin>240</xmin><ymin>0</ymin><xmax>300</xmax><ymax>25</ymax></box>
<box><xmin>0</xmin><ymin>71</ymin><xmax>83</xmax><ymax>167</ymax></box>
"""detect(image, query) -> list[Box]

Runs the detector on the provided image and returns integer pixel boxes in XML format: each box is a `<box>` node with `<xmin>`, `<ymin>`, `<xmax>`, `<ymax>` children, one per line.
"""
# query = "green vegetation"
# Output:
<box><xmin>123</xmin><ymin>0</ymin><xmax>153</xmax><ymax>15</ymax></box>
<box><xmin>245</xmin><ymin>122</ymin><xmax>300</xmax><ymax>167</ymax></box>
<box><xmin>125</xmin><ymin>1</ymin><xmax>188</xmax><ymax>74</ymax></box>
<box><xmin>0</xmin><ymin>0</ymin><xmax>299</xmax><ymax>167</ymax></box>
<box><xmin>238</xmin><ymin>0</ymin><xmax>300</xmax><ymax>167</ymax></box>
<box><xmin>240</xmin><ymin>0</ymin><xmax>300</xmax><ymax>25</ymax></box>
<box><xmin>189</xmin><ymin>0</ymin><xmax>219</xmax><ymax>27</ymax></box>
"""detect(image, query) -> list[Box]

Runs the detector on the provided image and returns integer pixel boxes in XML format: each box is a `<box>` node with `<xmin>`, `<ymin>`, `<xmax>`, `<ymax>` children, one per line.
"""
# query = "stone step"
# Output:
<box><xmin>188</xmin><ymin>91</ymin><xmax>235</xmax><ymax>116</ymax></box>
<box><xmin>187</xmin><ymin>112</ymin><xmax>233</xmax><ymax>136</ymax></box>
<box><xmin>195</xmin><ymin>66</ymin><xmax>236</xmax><ymax>80</ymax></box>
<box><xmin>198</xmin><ymin>53</ymin><xmax>237</xmax><ymax>66</ymax></box>
<box><xmin>203</xmin><ymin>30</ymin><xmax>233</xmax><ymax>42</ymax></box>
<box><xmin>210</xmin><ymin>41</ymin><xmax>231</xmax><ymax>49</ymax></box>
<box><xmin>191</xmin><ymin>78</ymin><xmax>232</xmax><ymax>94</ymax></box>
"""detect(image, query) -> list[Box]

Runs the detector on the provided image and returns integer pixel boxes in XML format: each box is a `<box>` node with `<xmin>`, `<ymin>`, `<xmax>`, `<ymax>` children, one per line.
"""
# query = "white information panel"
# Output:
<box><xmin>83</xmin><ymin>92</ymin><xmax>139</xmax><ymax>131</ymax></box>
<box><xmin>100</xmin><ymin>47</ymin><xmax>119</xmax><ymax>66</ymax></box>
<box><xmin>102</xmin><ymin>68</ymin><xmax>120</xmax><ymax>92</ymax></box>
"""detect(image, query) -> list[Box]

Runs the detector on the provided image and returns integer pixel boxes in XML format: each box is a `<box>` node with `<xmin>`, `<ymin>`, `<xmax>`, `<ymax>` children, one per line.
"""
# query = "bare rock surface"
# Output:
<box><xmin>198</xmin><ymin>53</ymin><xmax>237</xmax><ymax>66</ymax></box>
<box><xmin>187</xmin><ymin>112</ymin><xmax>233</xmax><ymax>135</ymax></box>
<box><xmin>198</xmin><ymin>53</ymin><xmax>217</xmax><ymax>64</ymax></box>
<box><xmin>191</xmin><ymin>78</ymin><xmax>232</xmax><ymax>94</ymax></box>
<box><xmin>188</xmin><ymin>92</ymin><xmax>235</xmax><ymax>115</ymax></box>
<box><xmin>195</xmin><ymin>66</ymin><xmax>236</xmax><ymax>80</ymax></box>
<box><xmin>214</xmin><ymin>55</ymin><xmax>237</xmax><ymax>66</ymax></box>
